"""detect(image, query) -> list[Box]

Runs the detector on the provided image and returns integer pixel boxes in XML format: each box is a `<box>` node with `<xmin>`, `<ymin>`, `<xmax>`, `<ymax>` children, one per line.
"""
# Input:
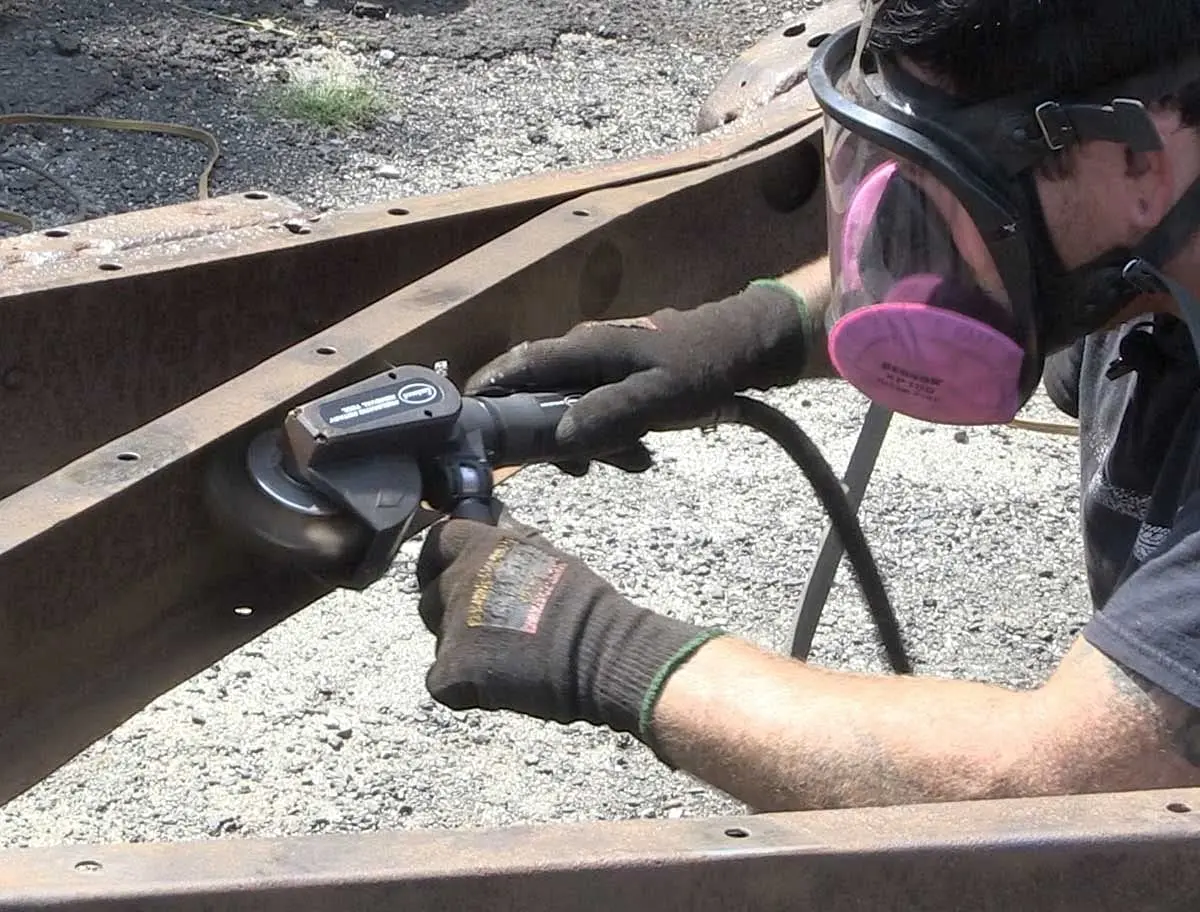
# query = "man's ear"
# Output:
<box><xmin>1125</xmin><ymin>147</ymin><xmax>1174</xmax><ymax>230</ymax></box>
<box><xmin>1126</xmin><ymin>110</ymin><xmax>1184</xmax><ymax>230</ymax></box>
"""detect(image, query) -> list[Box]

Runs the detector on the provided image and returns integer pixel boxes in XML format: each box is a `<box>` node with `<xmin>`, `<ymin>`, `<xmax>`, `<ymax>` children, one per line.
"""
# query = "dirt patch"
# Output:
<box><xmin>0</xmin><ymin>0</ymin><xmax>795</xmax><ymax>232</ymax></box>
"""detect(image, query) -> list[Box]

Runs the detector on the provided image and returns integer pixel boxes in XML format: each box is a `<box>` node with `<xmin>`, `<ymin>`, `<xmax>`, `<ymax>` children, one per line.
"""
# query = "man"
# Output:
<box><xmin>414</xmin><ymin>0</ymin><xmax>1200</xmax><ymax>813</ymax></box>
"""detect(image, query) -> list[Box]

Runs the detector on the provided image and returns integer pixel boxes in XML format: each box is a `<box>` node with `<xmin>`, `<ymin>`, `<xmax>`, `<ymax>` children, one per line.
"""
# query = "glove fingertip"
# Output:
<box><xmin>610</xmin><ymin>442</ymin><xmax>654</xmax><ymax>473</ymax></box>
<box><xmin>426</xmin><ymin>670</ymin><xmax>480</xmax><ymax>713</ymax></box>
<box><xmin>551</xmin><ymin>458</ymin><xmax>591</xmax><ymax>477</ymax></box>
<box><xmin>463</xmin><ymin>347</ymin><xmax>532</xmax><ymax>395</ymax></box>
<box><xmin>415</xmin><ymin>517</ymin><xmax>474</xmax><ymax>587</ymax></box>
<box><xmin>556</xmin><ymin>409</ymin><xmax>621</xmax><ymax>456</ymax></box>
<box><xmin>415</xmin><ymin>586</ymin><xmax>444</xmax><ymax>637</ymax></box>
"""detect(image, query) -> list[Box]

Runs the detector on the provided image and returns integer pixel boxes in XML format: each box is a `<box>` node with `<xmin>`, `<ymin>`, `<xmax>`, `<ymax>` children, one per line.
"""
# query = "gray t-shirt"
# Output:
<box><xmin>1044</xmin><ymin>312</ymin><xmax>1200</xmax><ymax>706</ymax></box>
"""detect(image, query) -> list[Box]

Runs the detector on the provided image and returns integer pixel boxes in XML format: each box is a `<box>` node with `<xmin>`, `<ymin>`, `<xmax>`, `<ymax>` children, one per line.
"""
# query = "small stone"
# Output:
<box><xmin>209</xmin><ymin>817</ymin><xmax>239</xmax><ymax>837</ymax></box>
<box><xmin>52</xmin><ymin>33</ymin><xmax>82</xmax><ymax>56</ymax></box>
<box><xmin>377</xmin><ymin>49</ymin><xmax>396</xmax><ymax>65</ymax></box>
<box><xmin>954</xmin><ymin>430</ymin><xmax>969</xmax><ymax>444</ymax></box>
<box><xmin>523</xmin><ymin>754</ymin><xmax>540</xmax><ymax>766</ymax></box>
<box><xmin>337</xmin><ymin>728</ymin><xmax>353</xmax><ymax>740</ymax></box>
<box><xmin>352</xmin><ymin>1</ymin><xmax>391</xmax><ymax>19</ymax></box>
<box><xmin>191</xmin><ymin>715</ymin><xmax>206</xmax><ymax>725</ymax></box>
<box><xmin>376</xmin><ymin>164</ymin><xmax>402</xmax><ymax>179</ymax></box>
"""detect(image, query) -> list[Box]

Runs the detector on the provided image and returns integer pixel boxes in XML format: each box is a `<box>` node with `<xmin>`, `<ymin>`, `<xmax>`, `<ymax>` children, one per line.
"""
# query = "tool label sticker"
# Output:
<box><xmin>319</xmin><ymin>381</ymin><xmax>444</xmax><ymax>428</ymax></box>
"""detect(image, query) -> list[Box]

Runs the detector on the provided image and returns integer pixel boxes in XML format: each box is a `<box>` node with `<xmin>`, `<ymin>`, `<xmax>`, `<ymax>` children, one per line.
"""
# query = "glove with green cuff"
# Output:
<box><xmin>416</xmin><ymin>513</ymin><xmax>724</xmax><ymax>750</ymax></box>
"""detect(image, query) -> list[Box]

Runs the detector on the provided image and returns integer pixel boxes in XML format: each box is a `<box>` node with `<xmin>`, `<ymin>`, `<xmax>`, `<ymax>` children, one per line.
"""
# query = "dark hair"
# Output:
<box><xmin>866</xmin><ymin>0</ymin><xmax>1200</xmax><ymax>126</ymax></box>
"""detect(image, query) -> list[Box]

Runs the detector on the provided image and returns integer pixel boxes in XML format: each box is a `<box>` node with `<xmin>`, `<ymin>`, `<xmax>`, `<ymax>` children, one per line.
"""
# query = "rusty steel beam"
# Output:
<box><xmin>0</xmin><ymin>0</ymin><xmax>853</xmax><ymax>807</ymax></box>
<box><xmin>5</xmin><ymin>787</ymin><xmax>1200</xmax><ymax>910</ymax></box>
<box><xmin>0</xmin><ymin>107</ymin><xmax>829</xmax><ymax>806</ymax></box>
<box><xmin>0</xmin><ymin>28</ymin><xmax>831</xmax><ymax>501</ymax></box>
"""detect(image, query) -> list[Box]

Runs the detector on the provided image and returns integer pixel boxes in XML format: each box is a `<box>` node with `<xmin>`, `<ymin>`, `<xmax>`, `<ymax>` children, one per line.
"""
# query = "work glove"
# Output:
<box><xmin>416</xmin><ymin>513</ymin><xmax>724</xmax><ymax>748</ymax></box>
<box><xmin>465</xmin><ymin>280</ymin><xmax>815</xmax><ymax>475</ymax></box>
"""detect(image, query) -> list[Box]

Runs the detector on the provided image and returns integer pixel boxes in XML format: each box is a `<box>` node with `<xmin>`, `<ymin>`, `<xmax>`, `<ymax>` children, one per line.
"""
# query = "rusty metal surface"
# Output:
<box><xmin>0</xmin><ymin>35</ymin><xmax>835</xmax><ymax>502</ymax></box>
<box><xmin>695</xmin><ymin>1</ymin><xmax>854</xmax><ymax>134</ymax></box>
<box><xmin>0</xmin><ymin>109</ymin><xmax>828</xmax><ymax>806</ymax></box>
<box><xmin>4</xmin><ymin>787</ymin><xmax>1200</xmax><ymax>910</ymax></box>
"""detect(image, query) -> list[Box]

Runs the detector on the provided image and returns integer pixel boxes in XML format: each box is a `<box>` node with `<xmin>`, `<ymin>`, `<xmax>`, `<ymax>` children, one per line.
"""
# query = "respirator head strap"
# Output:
<box><xmin>1030</xmin><ymin>98</ymin><xmax>1163</xmax><ymax>154</ymax></box>
<box><xmin>1117</xmin><ymin>174</ymin><xmax>1200</xmax><ymax>363</ymax></box>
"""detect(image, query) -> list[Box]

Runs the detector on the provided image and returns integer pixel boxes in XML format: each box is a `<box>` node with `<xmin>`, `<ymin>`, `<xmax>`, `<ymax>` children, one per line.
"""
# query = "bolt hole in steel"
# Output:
<box><xmin>1168</xmin><ymin>802</ymin><xmax>1193</xmax><ymax>813</ymax></box>
<box><xmin>578</xmin><ymin>240</ymin><xmax>624</xmax><ymax>320</ymax></box>
<box><xmin>98</xmin><ymin>262</ymin><xmax>123</xmax><ymax>271</ymax></box>
<box><xmin>760</xmin><ymin>141</ymin><xmax>822</xmax><ymax>215</ymax></box>
<box><xmin>74</xmin><ymin>860</ymin><xmax>102</xmax><ymax>873</ymax></box>
<box><xmin>573</xmin><ymin>209</ymin><xmax>591</xmax><ymax>217</ymax></box>
<box><xmin>388</xmin><ymin>207</ymin><xmax>411</xmax><ymax>216</ymax></box>
<box><xmin>44</xmin><ymin>228</ymin><xmax>70</xmax><ymax>238</ymax></box>
<box><xmin>233</xmin><ymin>606</ymin><xmax>254</xmax><ymax>618</ymax></box>
<box><xmin>244</xmin><ymin>191</ymin><xmax>270</xmax><ymax>200</ymax></box>
<box><xmin>807</xmin><ymin>32</ymin><xmax>831</xmax><ymax>47</ymax></box>
<box><xmin>724</xmin><ymin>827</ymin><xmax>751</xmax><ymax>839</ymax></box>
<box><xmin>116</xmin><ymin>452</ymin><xmax>140</xmax><ymax>462</ymax></box>
<box><xmin>316</xmin><ymin>346</ymin><xmax>338</xmax><ymax>356</ymax></box>
<box><xmin>783</xmin><ymin>22</ymin><xmax>806</xmax><ymax>38</ymax></box>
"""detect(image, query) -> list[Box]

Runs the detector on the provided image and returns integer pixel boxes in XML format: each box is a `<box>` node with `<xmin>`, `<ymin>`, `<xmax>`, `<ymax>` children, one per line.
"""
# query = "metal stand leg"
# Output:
<box><xmin>788</xmin><ymin>401</ymin><xmax>893</xmax><ymax>659</ymax></box>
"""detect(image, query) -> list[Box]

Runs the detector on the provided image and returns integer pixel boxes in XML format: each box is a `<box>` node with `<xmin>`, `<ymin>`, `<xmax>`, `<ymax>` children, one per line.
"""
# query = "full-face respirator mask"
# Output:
<box><xmin>808</xmin><ymin>12</ymin><xmax>1200</xmax><ymax>425</ymax></box>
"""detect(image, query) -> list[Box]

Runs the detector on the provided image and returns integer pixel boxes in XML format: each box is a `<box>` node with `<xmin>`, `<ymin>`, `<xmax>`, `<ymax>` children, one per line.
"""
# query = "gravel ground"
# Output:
<box><xmin>0</xmin><ymin>0</ymin><xmax>1088</xmax><ymax>850</ymax></box>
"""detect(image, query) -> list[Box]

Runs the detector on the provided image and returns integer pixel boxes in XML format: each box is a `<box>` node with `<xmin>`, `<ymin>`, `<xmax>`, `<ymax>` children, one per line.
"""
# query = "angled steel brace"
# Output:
<box><xmin>4</xmin><ymin>786</ymin><xmax>1200</xmax><ymax>910</ymax></box>
<box><xmin>0</xmin><ymin>92</ymin><xmax>829</xmax><ymax>807</ymax></box>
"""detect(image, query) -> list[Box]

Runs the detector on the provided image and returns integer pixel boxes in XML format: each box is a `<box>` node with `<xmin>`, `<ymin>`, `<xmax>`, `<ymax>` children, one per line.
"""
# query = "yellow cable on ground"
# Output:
<box><xmin>167</xmin><ymin>2</ymin><xmax>302</xmax><ymax>37</ymax></box>
<box><xmin>0</xmin><ymin>113</ymin><xmax>220</xmax><ymax>231</ymax></box>
<box><xmin>1006</xmin><ymin>417</ymin><xmax>1080</xmax><ymax>437</ymax></box>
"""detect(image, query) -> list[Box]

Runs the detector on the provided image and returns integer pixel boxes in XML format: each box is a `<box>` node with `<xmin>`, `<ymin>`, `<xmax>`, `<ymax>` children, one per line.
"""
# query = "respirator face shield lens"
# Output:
<box><xmin>809</xmin><ymin>25</ymin><xmax>1044</xmax><ymax>426</ymax></box>
<box><xmin>826</xmin><ymin>127</ymin><xmax>1033</xmax><ymax>425</ymax></box>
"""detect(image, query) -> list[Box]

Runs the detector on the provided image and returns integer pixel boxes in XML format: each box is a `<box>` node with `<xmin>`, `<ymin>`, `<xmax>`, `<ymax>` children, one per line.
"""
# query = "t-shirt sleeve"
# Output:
<box><xmin>1083</xmin><ymin>490</ymin><xmax>1200</xmax><ymax>709</ymax></box>
<box><xmin>1042</xmin><ymin>339</ymin><xmax>1085</xmax><ymax>419</ymax></box>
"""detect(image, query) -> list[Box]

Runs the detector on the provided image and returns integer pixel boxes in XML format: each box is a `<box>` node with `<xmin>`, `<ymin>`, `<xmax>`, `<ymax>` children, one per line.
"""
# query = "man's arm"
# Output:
<box><xmin>770</xmin><ymin>255</ymin><xmax>839</xmax><ymax>381</ymax></box>
<box><xmin>650</xmin><ymin>634</ymin><xmax>1200</xmax><ymax>812</ymax></box>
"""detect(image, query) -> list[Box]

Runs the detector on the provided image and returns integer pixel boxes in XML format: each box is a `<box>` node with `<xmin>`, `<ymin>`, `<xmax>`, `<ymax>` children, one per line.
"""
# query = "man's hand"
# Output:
<box><xmin>415</xmin><ymin>513</ymin><xmax>722</xmax><ymax>740</ymax></box>
<box><xmin>464</xmin><ymin>279</ymin><xmax>819</xmax><ymax>476</ymax></box>
<box><xmin>416</xmin><ymin>514</ymin><xmax>1200</xmax><ymax>811</ymax></box>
